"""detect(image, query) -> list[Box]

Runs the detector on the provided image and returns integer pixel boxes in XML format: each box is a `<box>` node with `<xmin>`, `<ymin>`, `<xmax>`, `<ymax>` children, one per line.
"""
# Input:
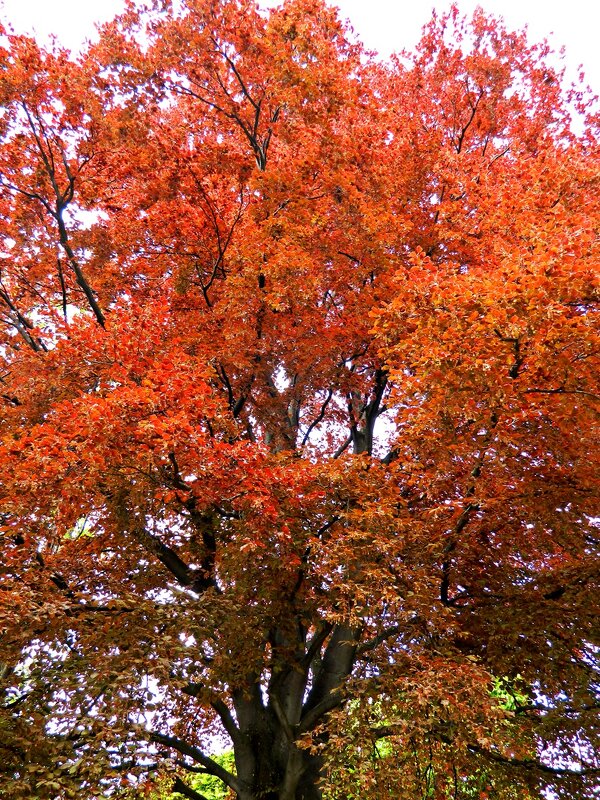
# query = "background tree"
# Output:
<box><xmin>0</xmin><ymin>2</ymin><xmax>598</xmax><ymax>799</ymax></box>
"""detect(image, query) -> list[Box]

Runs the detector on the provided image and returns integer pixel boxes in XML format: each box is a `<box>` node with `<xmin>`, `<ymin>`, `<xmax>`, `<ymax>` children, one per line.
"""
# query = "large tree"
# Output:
<box><xmin>0</xmin><ymin>2</ymin><xmax>598</xmax><ymax>798</ymax></box>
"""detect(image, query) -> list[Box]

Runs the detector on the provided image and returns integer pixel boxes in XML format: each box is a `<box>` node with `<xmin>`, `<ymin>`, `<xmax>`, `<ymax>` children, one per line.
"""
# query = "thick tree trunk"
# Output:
<box><xmin>229</xmin><ymin>625</ymin><xmax>358</xmax><ymax>799</ymax></box>
<box><xmin>233</xmin><ymin>747</ymin><xmax>323</xmax><ymax>800</ymax></box>
<box><xmin>294</xmin><ymin>752</ymin><xmax>324</xmax><ymax>800</ymax></box>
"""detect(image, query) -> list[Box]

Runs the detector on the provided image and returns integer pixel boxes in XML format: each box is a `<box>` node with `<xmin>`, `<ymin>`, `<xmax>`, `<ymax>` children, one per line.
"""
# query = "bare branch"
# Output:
<box><xmin>466</xmin><ymin>743</ymin><xmax>600</xmax><ymax>777</ymax></box>
<box><xmin>301</xmin><ymin>389</ymin><xmax>333</xmax><ymax>446</ymax></box>
<box><xmin>150</xmin><ymin>732</ymin><xmax>241</xmax><ymax>793</ymax></box>
<box><xmin>172</xmin><ymin>776</ymin><xmax>210</xmax><ymax>800</ymax></box>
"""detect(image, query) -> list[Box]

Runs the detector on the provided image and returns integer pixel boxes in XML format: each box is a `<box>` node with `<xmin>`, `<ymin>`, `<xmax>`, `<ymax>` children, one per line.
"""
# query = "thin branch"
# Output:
<box><xmin>175</xmin><ymin>760</ymin><xmax>211</xmax><ymax>775</ymax></box>
<box><xmin>333</xmin><ymin>435</ymin><xmax>352</xmax><ymax>459</ymax></box>
<box><xmin>515</xmin><ymin>702</ymin><xmax>600</xmax><ymax>715</ymax></box>
<box><xmin>0</xmin><ymin>284</ymin><xmax>45</xmax><ymax>352</ymax></box>
<box><xmin>357</xmin><ymin>625</ymin><xmax>400</xmax><ymax>655</ymax></box>
<box><xmin>466</xmin><ymin>743</ymin><xmax>600</xmax><ymax>777</ymax></box>
<box><xmin>211</xmin><ymin>38</ymin><xmax>261</xmax><ymax>112</ymax></box>
<box><xmin>301</xmin><ymin>622</ymin><xmax>334</xmax><ymax>669</ymax></box>
<box><xmin>523</xmin><ymin>388</ymin><xmax>600</xmax><ymax>402</ymax></box>
<box><xmin>337</xmin><ymin>251</ymin><xmax>361</xmax><ymax>264</ymax></box>
<box><xmin>455</xmin><ymin>88</ymin><xmax>484</xmax><ymax>153</ymax></box>
<box><xmin>301</xmin><ymin>389</ymin><xmax>333</xmax><ymax>446</ymax></box>
<box><xmin>0</xmin><ymin>176</ymin><xmax>55</xmax><ymax>215</ymax></box>
<box><xmin>172</xmin><ymin>776</ymin><xmax>210</xmax><ymax>800</ymax></box>
<box><xmin>211</xmin><ymin>697</ymin><xmax>241</xmax><ymax>744</ymax></box>
<box><xmin>315</xmin><ymin>516</ymin><xmax>340</xmax><ymax>539</ymax></box>
<box><xmin>150</xmin><ymin>732</ymin><xmax>241</xmax><ymax>793</ymax></box>
<box><xmin>1</xmin><ymin>393</ymin><xmax>21</xmax><ymax>406</ymax></box>
<box><xmin>56</xmin><ymin>256</ymin><xmax>68</xmax><ymax>322</ymax></box>
<box><xmin>55</xmin><ymin>207</ymin><xmax>105</xmax><ymax>328</ymax></box>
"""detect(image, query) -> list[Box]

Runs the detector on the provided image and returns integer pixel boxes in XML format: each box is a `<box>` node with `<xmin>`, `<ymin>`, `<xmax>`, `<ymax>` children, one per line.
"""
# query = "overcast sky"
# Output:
<box><xmin>1</xmin><ymin>0</ymin><xmax>599</xmax><ymax>91</ymax></box>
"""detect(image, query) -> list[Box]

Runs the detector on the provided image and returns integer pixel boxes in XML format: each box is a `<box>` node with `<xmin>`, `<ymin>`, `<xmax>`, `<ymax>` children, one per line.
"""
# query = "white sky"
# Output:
<box><xmin>0</xmin><ymin>0</ymin><xmax>599</xmax><ymax>91</ymax></box>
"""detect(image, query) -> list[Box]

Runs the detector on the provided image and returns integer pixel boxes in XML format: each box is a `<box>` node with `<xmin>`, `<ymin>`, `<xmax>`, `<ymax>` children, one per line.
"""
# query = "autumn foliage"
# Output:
<box><xmin>0</xmin><ymin>1</ymin><xmax>599</xmax><ymax>798</ymax></box>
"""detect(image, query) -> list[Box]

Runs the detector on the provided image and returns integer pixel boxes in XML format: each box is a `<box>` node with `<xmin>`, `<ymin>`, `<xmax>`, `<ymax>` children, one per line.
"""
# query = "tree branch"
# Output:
<box><xmin>357</xmin><ymin>625</ymin><xmax>400</xmax><ymax>655</ymax></box>
<box><xmin>298</xmin><ymin>688</ymin><xmax>344</xmax><ymax>734</ymax></box>
<box><xmin>132</xmin><ymin>524</ymin><xmax>213</xmax><ymax>594</ymax></box>
<box><xmin>301</xmin><ymin>389</ymin><xmax>333</xmax><ymax>446</ymax></box>
<box><xmin>466</xmin><ymin>743</ymin><xmax>600</xmax><ymax>777</ymax></box>
<box><xmin>150</xmin><ymin>732</ymin><xmax>240</xmax><ymax>793</ymax></box>
<box><xmin>172</xmin><ymin>776</ymin><xmax>210</xmax><ymax>800</ymax></box>
<box><xmin>270</xmin><ymin>692</ymin><xmax>295</xmax><ymax>742</ymax></box>
<box><xmin>523</xmin><ymin>388</ymin><xmax>600</xmax><ymax>402</ymax></box>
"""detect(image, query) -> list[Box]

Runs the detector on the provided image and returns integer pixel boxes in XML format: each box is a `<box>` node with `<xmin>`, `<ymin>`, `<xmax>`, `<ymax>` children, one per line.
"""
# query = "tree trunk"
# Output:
<box><xmin>230</xmin><ymin>681</ymin><xmax>329</xmax><ymax>800</ymax></box>
<box><xmin>233</xmin><ymin>746</ymin><xmax>323</xmax><ymax>800</ymax></box>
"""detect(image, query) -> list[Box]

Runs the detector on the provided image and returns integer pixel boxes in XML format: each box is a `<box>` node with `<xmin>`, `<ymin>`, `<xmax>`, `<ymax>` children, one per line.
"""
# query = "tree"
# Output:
<box><xmin>0</xmin><ymin>1</ymin><xmax>598</xmax><ymax>798</ymax></box>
